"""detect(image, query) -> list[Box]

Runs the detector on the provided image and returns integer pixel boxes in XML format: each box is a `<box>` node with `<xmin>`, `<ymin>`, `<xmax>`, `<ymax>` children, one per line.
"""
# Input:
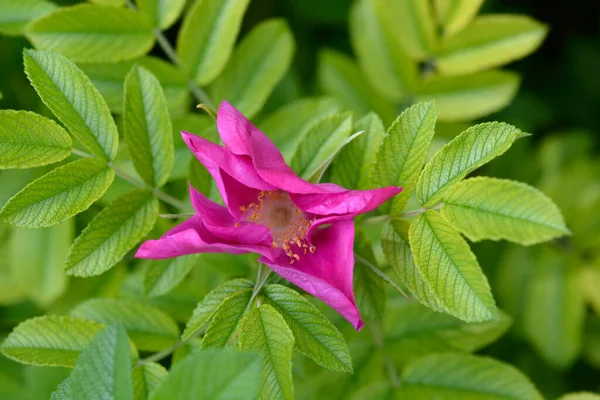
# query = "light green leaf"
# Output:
<box><xmin>211</xmin><ymin>19</ymin><xmax>294</xmax><ymax>119</ymax></box>
<box><xmin>143</xmin><ymin>255</ymin><xmax>198</xmax><ymax>298</ymax></box>
<box><xmin>559</xmin><ymin>393</ymin><xmax>600</xmax><ymax>400</ymax></box>
<box><xmin>202</xmin><ymin>289</ymin><xmax>253</xmax><ymax>348</ymax></box>
<box><xmin>137</xmin><ymin>0</ymin><xmax>185</xmax><ymax>30</ymax></box>
<box><xmin>290</xmin><ymin>112</ymin><xmax>353</xmax><ymax>180</ymax></box>
<box><xmin>132</xmin><ymin>363</ymin><xmax>167</xmax><ymax>400</ymax></box>
<box><xmin>416</xmin><ymin>70</ymin><xmax>520</xmax><ymax>122</ymax></box>
<box><xmin>441</xmin><ymin>177</ymin><xmax>570</xmax><ymax>245</ymax></box>
<box><xmin>182</xmin><ymin>278</ymin><xmax>254</xmax><ymax>340</ymax></box>
<box><xmin>124</xmin><ymin>66</ymin><xmax>174</xmax><ymax>187</ymax></box>
<box><xmin>0</xmin><ymin>0</ymin><xmax>56</xmax><ymax>36</ymax></box>
<box><xmin>382</xmin><ymin>219</ymin><xmax>445</xmax><ymax>312</ymax></box>
<box><xmin>262</xmin><ymin>284</ymin><xmax>353</xmax><ymax>373</ymax></box>
<box><xmin>385</xmin><ymin>299</ymin><xmax>511</xmax><ymax>365</ymax></box>
<box><xmin>0</xmin><ymin>316</ymin><xmax>104</xmax><ymax>367</ymax></box>
<box><xmin>70</xmin><ymin>298</ymin><xmax>180</xmax><ymax>352</ymax></box>
<box><xmin>24</xmin><ymin>49</ymin><xmax>119</xmax><ymax>160</ymax></box>
<box><xmin>69</xmin><ymin>325</ymin><xmax>134</xmax><ymax>400</ymax></box>
<box><xmin>26</xmin><ymin>4</ymin><xmax>155</xmax><ymax>63</ymax></box>
<box><xmin>50</xmin><ymin>378</ymin><xmax>71</xmax><ymax>400</ymax></box>
<box><xmin>259</xmin><ymin>97</ymin><xmax>342</xmax><ymax>162</ymax></box>
<box><xmin>409</xmin><ymin>211</ymin><xmax>497</xmax><ymax>322</ymax></box>
<box><xmin>524</xmin><ymin>247</ymin><xmax>585</xmax><ymax>369</ymax></box>
<box><xmin>0</xmin><ymin>110</ymin><xmax>71</xmax><ymax>169</ymax></box>
<box><xmin>331</xmin><ymin>112</ymin><xmax>385</xmax><ymax>190</ymax></box>
<box><xmin>149</xmin><ymin>349</ymin><xmax>261</xmax><ymax>400</ymax></box>
<box><xmin>349</xmin><ymin>0</ymin><xmax>417</xmax><ymax>101</ymax></box>
<box><xmin>379</xmin><ymin>0</ymin><xmax>437</xmax><ymax>60</ymax></box>
<box><xmin>436</xmin><ymin>0</ymin><xmax>483</xmax><ymax>36</ymax></box>
<box><xmin>437</xmin><ymin>15</ymin><xmax>547</xmax><ymax>76</ymax></box>
<box><xmin>372</xmin><ymin>102</ymin><xmax>437</xmax><ymax>214</ymax></box>
<box><xmin>0</xmin><ymin>158</ymin><xmax>114</xmax><ymax>228</ymax></box>
<box><xmin>65</xmin><ymin>189</ymin><xmax>158</xmax><ymax>277</ymax></box>
<box><xmin>416</xmin><ymin>121</ymin><xmax>523</xmax><ymax>207</ymax></box>
<box><xmin>78</xmin><ymin>57</ymin><xmax>190</xmax><ymax>115</ymax></box>
<box><xmin>177</xmin><ymin>0</ymin><xmax>250</xmax><ymax>85</ymax></box>
<box><xmin>353</xmin><ymin>230</ymin><xmax>386</xmax><ymax>321</ymax></box>
<box><xmin>239</xmin><ymin>304</ymin><xmax>295</xmax><ymax>400</ymax></box>
<box><xmin>88</xmin><ymin>0</ymin><xmax>126</xmax><ymax>5</ymax></box>
<box><xmin>399</xmin><ymin>354</ymin><xmax>543</xmax><ymax>399</ymax></box>
<box><xmin>9</xmin><ymin>219</ymin><xmax>73</xmax><ymax>308</ymax></box>
<box><xmin>317</xmin><ymin>49</ymin><xmax>396</xmax><ymax>124</ymax></box>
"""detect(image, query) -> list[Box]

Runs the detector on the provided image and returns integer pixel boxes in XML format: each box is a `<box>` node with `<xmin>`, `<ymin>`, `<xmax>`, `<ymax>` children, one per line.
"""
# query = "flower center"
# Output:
<box><xmin>240</xmin><ymin>190</ymin><xmax>316</xmax><ymax>264</ymax></box>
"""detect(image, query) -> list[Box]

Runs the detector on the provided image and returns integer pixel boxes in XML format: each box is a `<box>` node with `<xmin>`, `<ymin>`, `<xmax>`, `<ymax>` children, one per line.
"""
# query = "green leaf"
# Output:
<box><xmin>382</xmin><ymin>219</ymin><xmax>445</xmax><ymax>312</ymax></box>
<box><xmin>70</xmin><ymin>299</ymin><xmax>180</xmax><ymax>352</ymax></box>
<box><xmin>353</xmin><ymin>230</ymin><xmax>386</xmax><ymax>321</ymax></box>
<box><xmin>211</xmin><ymin>19</ymin><xmax>294</xmax><ymax>119</ymax></box>
<box><xmin>523</xmin><ymin>247</ymin><xmax>585</xmax><ymax>369</ymax></box>
<box><xmin>559</xmin><ymin>393</ymin><xmax>600</xmax><ymax>400</ymax></box>
<box><xmin>24</xmin><ymin>49</ymin><xmax>119</xmax><ymax>160</ymax></box>
<box><xmin>290</xmin><ymin>112</ymin><xmax>353</xmax><ymax>181</ymax></box>
<box><xmin>124</xmin><ymin>66</ymin><xmax>174</xmax><ymax>187</ymax></box>
<box><xmin>88</xmin><ymin>0</ymin><xmax>126</xmax><ymax>5</ymax></box>
<box><xmin>259</xmin><ymin>97</ymin><xmax>342</xmax><ymax>162</ymax></box>
<box><xmin>26</xmin><ymin>4</ymin><xmax>155</xmax><ymax>63</ymax></box>
<box><xmin>385</xmin><ymin>299</ymin><xmax>511</xmax><ymax>365</ymax></box>
<box><xmin>132</xmin><ymin>363</ymin><xmax>167</xmax><ymax>400</ymax></box>
<box><xmin>0</xmin><ymin>158</ymin><xmax>114</xmax><ymax>228</ymax></box>
<box><xmin>262</xmin><ymin>284</ymin><xmax>353</xmax><ymax>373</ymax></box>
<box><xmin>372</xmin><ymin>102</ymin><xmax>437</xmax><ymax>214</ymax></box>
<box><xmin>0</xmin><ymin>0</ymin><xmax>56</xmax><ymax>36</ymax></box>
<box><xmin>441</xmin><ymin>177</ymin><xmax>570</xmax><ymax>245</ymax></box>
<box><xmin>149</xmin><ymin>349</ymin><xmax>261</xmax><ymax>400</ymax></box>
<box><xmin>436</xmin><ymin>0</ymin><xmax>483</xmax><ymax>36</ymax></box>
<box><xmin>331</xmin><ymin>112</ymin><xmax>386</xmax><ymax>190</ymax></box>
<box><xmin>137</xmin><ymin>0</ymin><xmax>185</xmax><ymax>30</ymax></box>
<box><xmin>349</xmin><ymin>0</ymin><xmax>417</xmax><ymax>101</ymax></box>
<box><xmin>177</xmin><ymin>0</ymin><xmax>250</xmax><ymax>85</ymax></box>
<box><xmin>50</xmin><ymin>378</ymin><xmax>71</xmax><ymax>400</ymax></box>
<box><xmin>143</xmin><ymin>255</ymin><xmax>198</xmax><ymax>298</ymax></box>
<box><xmin>65</xmin><ymin>189</ymin><xmax>158</xmax><ymax>277</ymax></box>
<box><xmin>416</xmin><ymin>121</ymin><xmax>523</xmax><ymax>207</ymax></box>
<box><xmin>9</xmin><ymin>220</ymin><xmax>73</xmax><ymax>308</ymax></box>
<box><xmin>409</xmin><ymin>210</ymin><xmax>497</xmax><ymax>322</ymax></box>
<box><xmin>69</xmin><ymin>325</ymin><xmax>134</xmax><ymax>400</ymax></box>
<box><xmin>379</xmin><ymin>0</ymin><xmax>437</xmax><ymax>60</ymax></box>
<box><xmin>182</xmin><ymin>278</ymin><xmax>254</xmax><ymax>340</ymax></box>
<box><xmin>78</xmin><ymin>57</ymin><xmax>190</xmax><ymax>116</ymax></box>
<box><xmin>202</xmin><ymin>289</ymin><xmax>253</xmax><ymax>348</ymax></box>
<box><xmin>0</xmin><ymin>316</ymin><xmax>104</xmax><ymax>367</ymax></box>
<box><xmin>0</xmin><ymin>110</ymin><xmax>71</xmax><ymax>169</ymax></box>
<box><xmin>317</xmin><ymin>49</ymin><xmax>396</xmax><ymax>124</ymax></box>
<box><xmin>399</xmin><ymin>354</ymin><xmax>543</xmax><ymax>399</ymax></box>
<box><xmin>239</xmin><ymin>304</ymin><xmax>295</xmax><ymax>400</ymax></box>
<box><xmin>416</xmin><ymin>70</ymin><xmax>520</xmax><ymax>122</ymax></box>
<box><xmin>436</xmin><ymin>15</ymin><xmax>547</xmax><ymax>76</ymax></box>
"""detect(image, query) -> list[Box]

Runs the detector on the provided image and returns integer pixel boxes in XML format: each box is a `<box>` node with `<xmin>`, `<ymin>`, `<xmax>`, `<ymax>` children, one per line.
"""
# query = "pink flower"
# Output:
<box><xmin>136</xmin><ymin>102</ymin><xmax>401</xmax><ymax>330</ymax></box>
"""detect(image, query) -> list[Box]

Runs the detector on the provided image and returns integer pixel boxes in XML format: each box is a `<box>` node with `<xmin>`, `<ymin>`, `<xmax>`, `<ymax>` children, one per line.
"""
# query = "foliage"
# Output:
<box><xmin>0</xmin><ymin>0</ymin><xmax>597</xmax><ymax>399</ymax></box>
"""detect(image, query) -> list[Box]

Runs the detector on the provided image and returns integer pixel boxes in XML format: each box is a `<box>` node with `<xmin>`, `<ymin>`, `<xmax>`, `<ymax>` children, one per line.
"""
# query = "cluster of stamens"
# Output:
<box><xmin>239</xmin><ymin>190</ymin><xmax>316</xmax><ymax>264</ymax></box>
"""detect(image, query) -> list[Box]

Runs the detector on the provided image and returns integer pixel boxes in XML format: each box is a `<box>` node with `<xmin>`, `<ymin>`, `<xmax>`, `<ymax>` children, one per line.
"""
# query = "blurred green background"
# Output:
<box><xmin>1</xmin><ymin>0</ymin><xmax>599</xmax><ymax>399</ymax></box>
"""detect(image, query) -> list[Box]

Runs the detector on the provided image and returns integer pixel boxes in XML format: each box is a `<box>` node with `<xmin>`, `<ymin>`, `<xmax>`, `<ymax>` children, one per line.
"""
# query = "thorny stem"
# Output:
<box><xmin>126</xmin><ymin>0</ymin><xmax>215</xmax><ymax>109</ymax></box>
<box><xmin>71</xmin><ymin>149</ymin><xmax>188</xmax><ymax>210</ymax></box>
<box><xmin>354</xmin><ymin>253</ymin><xmax>411</xmax><ymax>301</ymax></box>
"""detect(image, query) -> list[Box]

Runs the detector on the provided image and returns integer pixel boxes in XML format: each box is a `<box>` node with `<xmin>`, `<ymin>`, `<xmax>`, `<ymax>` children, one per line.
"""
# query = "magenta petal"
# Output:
<box><xmin>291</xmin><ymin>186</ymin><xmax>402</xmax><ymax>216</ymax></box>
<box><xmin>259</xmin><ymin>219</ymin><xmax>364</xmax><ymax>330</ymax></box>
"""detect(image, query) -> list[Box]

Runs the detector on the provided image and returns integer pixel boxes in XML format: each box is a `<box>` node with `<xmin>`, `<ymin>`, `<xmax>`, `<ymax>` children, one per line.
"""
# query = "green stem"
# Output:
<box><xmin>126</xmin><ymin>0</ymin><xmax>215</xmax><ymax>109</ymax></box>
<box><xmin>361</xmin><ymin>215</ymin><xmax>391</xmax><ymax>225</ymax></box>
<box><xmin>354</xmin><ymin>253</ymin><xmax>411</xmax><ymax>301</ymax></box>
<box><xmin>71</xmin><ymin>149</ymin><xmax>188</xmax><ymax>210</ymax></box>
